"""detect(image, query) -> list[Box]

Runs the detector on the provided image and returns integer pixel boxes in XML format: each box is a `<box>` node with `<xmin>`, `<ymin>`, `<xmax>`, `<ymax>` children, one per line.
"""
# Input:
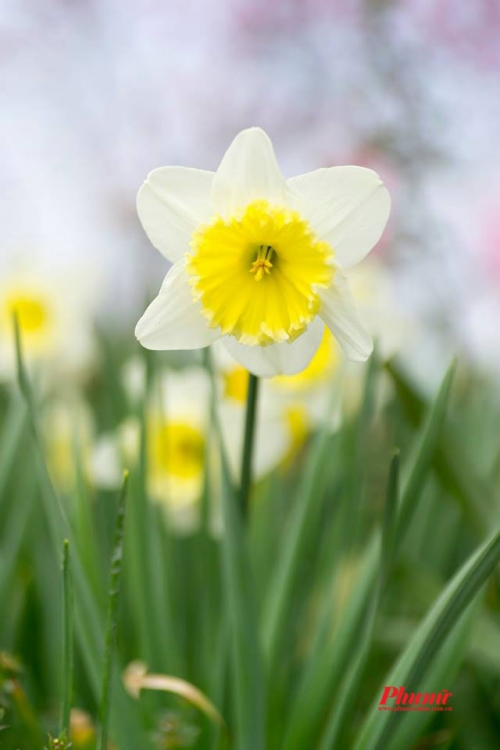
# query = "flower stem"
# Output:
<box><xmin>60</xmin><ymin>539</ymin><xmax>73</xmax><ymax>739</ymax></box>
<box><xmin>98</xmin><ymin>470</ymin><xmax>129</xmax><ymax>750</ymax></box>
<box><xmin>239</xmin><ymin>374</ymin><xmax>260</xmax><ymax>520</ymax></box>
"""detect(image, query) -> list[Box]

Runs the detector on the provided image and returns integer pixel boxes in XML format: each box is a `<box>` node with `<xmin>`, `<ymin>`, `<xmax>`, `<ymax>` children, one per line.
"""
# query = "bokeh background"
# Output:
<box><xmin>2</xmin><ymin>0</ymin><xmax>500</xmax><ymax>384</ymax></box>
<box><xmin>2</xmin><ymin>5</ymin><xmax>500</xmax><ymax>749</ymax></box>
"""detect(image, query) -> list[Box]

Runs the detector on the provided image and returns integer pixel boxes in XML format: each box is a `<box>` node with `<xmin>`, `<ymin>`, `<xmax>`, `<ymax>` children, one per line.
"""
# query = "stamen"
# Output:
<box><xmin>250</xmin><ymin>245</ymin><xmax>275</xmax><ymax>281</ymax></box>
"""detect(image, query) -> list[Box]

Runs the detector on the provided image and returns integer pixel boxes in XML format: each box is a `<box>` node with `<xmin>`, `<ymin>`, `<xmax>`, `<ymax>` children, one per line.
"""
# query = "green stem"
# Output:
<box><xmin>60</xmin><ymin>539</ymin><xmax>73</xmax><ymax>738</ymax></box>
<box><xmin>239</xmin><ymin>374</ymin><xmax>260</xmax><ymax>520</ymax></box>
<box><xmin>98</xmin><ymin>470</ymin><xmax>129</xmax><ymax>750</ymax></box>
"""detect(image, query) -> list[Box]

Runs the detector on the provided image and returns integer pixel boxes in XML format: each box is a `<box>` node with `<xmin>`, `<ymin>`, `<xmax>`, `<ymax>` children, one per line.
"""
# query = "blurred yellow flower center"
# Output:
<box><xmin>3</xmin><ymin>291</ymin><xmax>50</xmax><ymax>335</ymax></box>
<box><xmin>151</xmin><ymin>421</ymin><xmax>205</xmax><ymax>480</ymax></box>
<box><xmin>48</xmin><ymin>434</ymin><xmax>75</xmax><ymax>491</ymax></box>
<box><xmin>273</xmin><ymin>328</ymin><xmax>339</xmax><ymax>391</ymax></box>
<box><xmin>224</xmin><ymin>366</ymin><xmax>249</xmax><ymax>403</ymax></box>
<box><xmin>70</xmin><ymin>708</ymin><xmax>95</xmax><ymax>747</ymax></box>
<box><xmin>188</xmin><ymin>200</ymin><xmax>334</xmax><ymax>346</ymax></box>
<box><xmin>285</xmin><ymin>405</ymin><xmax>310</xmax><ymax>456</ymax></box>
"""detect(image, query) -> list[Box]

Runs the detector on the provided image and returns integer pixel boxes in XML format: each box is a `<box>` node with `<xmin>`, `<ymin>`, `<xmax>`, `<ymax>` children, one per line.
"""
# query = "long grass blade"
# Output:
<box><xmin>318</xmin><ymin>450</ymin><xmax>400</xmax><ymax>749</ymax></box>
<box><xmin>262</xmin><ymin>422</ymin><xmax>333</xmax><ymax>664</ymax></box>
<box><xmin>60</xmin><ymin>539</ymin><xmax>73</xmax><ymax>738</ymax></box>
<box><xmin>384</xmin><ymin>609</ymin><xmax>474</xmax><ymax>750</ymax></box>
<box><xmin>0</xmin><ymin>394</ymin><xmax>27</xmax><ymax>512</ymax></box>
<box><xmin>98</xmin><ymin>470</ymin><xmax>129</xmax><ymax>750</ymax></box>
<box><xmin>353</xmin><ymin>528</ymin><xmax>500</xmax><ymax>750</ymax></box>
<box><xmin>13</xmin><ymin>317</ymin><xmax>149</xmax><ymax>750</ymax></box>
<box><xmin>395</xmin><ymin>360</ymin><xmax>456</xmax><ymax>548</ymax></box>
<box><xmin>283</xmin><ymin>363</ymin><xmax>455</xmax><ymax>749</ymax></box>
<box><xmin>386</xmin><ymin>359</ymin><xmax>491</xmax><ymax>536</ymax></box>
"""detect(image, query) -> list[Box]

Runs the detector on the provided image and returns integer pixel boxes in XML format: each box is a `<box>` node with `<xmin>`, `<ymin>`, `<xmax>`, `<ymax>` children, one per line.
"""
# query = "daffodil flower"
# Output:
<box><xmin>0</xmin><ymin>262</ymin><xmax>96</xmax><ymax>381</ymax></box>
<box><xmin>135</xmin><ymin>127</ymin><xmax>391</xmax><ymax>377</ymax></box>
<box><xmin>91</xmin><ymin>368</ymin><xmax>211</xmax><ymax>534</ymax></box>
<box><xmin>43</xmin><ymin>396</ymin><xmax>94</xmax><ymax>493</ymax></box>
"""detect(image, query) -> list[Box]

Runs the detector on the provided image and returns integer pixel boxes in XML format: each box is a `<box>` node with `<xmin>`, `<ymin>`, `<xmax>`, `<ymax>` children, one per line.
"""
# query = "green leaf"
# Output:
<box><xmin>283</xmin><ymin>363</ymin><xmax>455</xmax><ymax>749</ymax></box>
<box><xmin>283</xmin><ymin>536</ymin><xmax>379</xmax><ymax>750</ymax></box>
<box><xmin>384</xmin><ymin>609</ymin><xmax>474</xmax><ymax>750</ymax></box>
<box><xmin>353</xmin><ymin>528</ymin><xmax>500</xmax><ymax>750</ymax></box>
<box><xmin>262</xmin><ymin>421</ymin><xmax>334</xmax><ymax>665</ymax></box>
<box><xmin>0</xmin><ymin>468</ymin><xmax>36</xmax><ymax>613</ymax></box>
<box><xmin>0</xmin><ymin>394</ymin><xmax>27</xmax><ymax>513</ymax></box>
<box><xmin>386</xmin><ymin>360</ymin><xmax>490</xmax><ymax>536</ymax></box>
<box><xmin>60</xmin><ymin>539</ymin><xmax>73</xmax><ymax>738</ymax></box>
<box><xmin>318</xmin><ymin>450</ymin><xmax>401</xmax><ymax>749</ymax></box>
<box><xmin>395</xmin><ymin>360</ymin><xmax>456</xmax><ymax>549</ymax></box>
<box><xmin>13</xmin><ymin>315</ymin><xmax>150</xmax><ymax>750</ymax></box>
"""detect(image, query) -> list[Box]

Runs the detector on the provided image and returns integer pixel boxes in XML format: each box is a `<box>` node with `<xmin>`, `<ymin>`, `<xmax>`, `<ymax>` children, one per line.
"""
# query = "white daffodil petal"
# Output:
<box><xmin>319</xmin><ymin>273</ymin><xmax>373</xmax><ymax>362</ymax></box>
<box><xmin>212</xmin><ymin>127</ymin><xmax>288</xmax><ymax>216</ymax></box>
<box><xmin>288</xmin><ymin>166</ymin><xmax>390</xmax><ymax>269</ymax></box>
<box><xmin>137</xmin><ymin>167</ymin><xmax>215</xmax><ymax>263</ymax></box>
<box><xmin>135</xmin><ymin>261</ymin><xmax>220</xmax><ymax>350</ymax></box>
<box><xmin>222</xmin><ymin>318</ymin><xmax>324</xmax><ymax>377</ymax></box>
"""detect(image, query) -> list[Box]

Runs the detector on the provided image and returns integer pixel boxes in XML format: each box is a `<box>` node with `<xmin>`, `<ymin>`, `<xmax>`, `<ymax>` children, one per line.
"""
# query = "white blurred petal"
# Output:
<box><xmin>288</xmin><ymin>167</ymin><xmax>390</xmax><ymax>268</ymax></box>
<box><xmin>159</xmin><ymin>367</ymin><xmax>211</xmax><ymax>425</ymax></box>
<box><xmin>137</xmin><ymin>167</ymin><xmax>215</xmax><ymax>263</ymax></box>
<box><xmin>319</xmin><ymin>273</ymin><xmax>373</xmax><ymax>361</ymax></box>
<box><xmin>159</xmin><ymin>502</ymin><xmax>200</xmax><ymax>537</ymax></box>
<box><xmin>212</xmin><ymin>127</ymin><xmax>288</xmax><ymax>216</ymax></box>
<box><xmin>89</xmin><ymin>435</ymin><xmax>122</xmax><ymax>490</ymax></box>
<box><xmin>135</xmin><ymin>261</ymin><xmax>220</xmax><ymax>350</ymax></box>
<box><xmin>223</xmin><ymin>317</ymin><xmax>324</xmax><ymax>377</ymax></box>
<box><xmin>121</xmin><ymin>357</ymin><xmax>147</xmax><ymax>404</ymax></box>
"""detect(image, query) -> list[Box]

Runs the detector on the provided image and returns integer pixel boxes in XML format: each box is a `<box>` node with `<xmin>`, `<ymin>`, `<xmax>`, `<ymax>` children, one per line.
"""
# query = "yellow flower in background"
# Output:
<box><xmin>0</xmin><ymin>263</ymin><xmax>96</xmax><ymax>381</ymax></box>
<box><xmin>214</xmin><ymin>343</ymin><xmax>312</xmax><ymax>477</ymax></box>
<box><xmin>70</xmin><ymin>708</ymin><xmax>96</xmax><ymax>749</ymax></box>
<box><xmin>222</xmin><ymin>363</ymin><xmax>250</xmax><ymax>403</ymax></box>
<box><xmin>135</xmin><ymin>127</ymin><xmax>390</xmax><ymax>377</ymax></box>
<box><xmin>147</xmin><ymin>369</ymin><xmax>209</xmax><ymax>527</ymax></box>
<box><xmin>149</xmin><ymin>417</ymin><xmax>205</xmax><ymax>489</ymax></box>
<box><xmin>91</xmin><ymin>368</ymin><xmax>210</xmax><ymax>534</ymax></box>
<box><xmin>3</xmin><ymin>289</ymin><xmax>51</xmax><ymax>343</ymax></box>
<box><xmin>272</xmin><ymin>326</ymin><xmax>340</xmax><ymax>393</ymax></box>
<box><xmin>42</xmin><ymin>396</ymin><xmax>94</xmax><ymax>493</ymax></box>
<box><xmin>284</xmin><ymin>405</ymin><xmax>310</xmax><ymax>455</ymax></box>
<box><xmin>1</xmin><ymin>278</ymin><xmax>55</xmax><ymax>360</ymax></box>
<box><xmin>266</xmin><ymin>327</ymin><xmax>344</xmax><ymax>445</ymax></box>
